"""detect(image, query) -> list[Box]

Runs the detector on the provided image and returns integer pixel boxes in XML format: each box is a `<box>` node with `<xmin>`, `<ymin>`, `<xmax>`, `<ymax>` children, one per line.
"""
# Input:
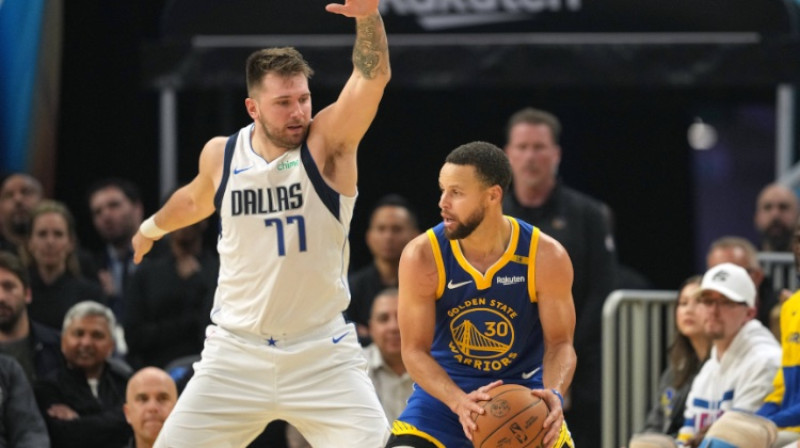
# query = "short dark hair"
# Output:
<box><xmin>445</xmin><ymin>141</ymin><xmax>512</xmax><ymax>192</ymax></box>
<box><xmin>246</xmin><ymin>47</ymin><xmax>314</xmax><ymax>96</ymax></box>
<box><xmin>370</xmin><ymin>194</ymin><xmax>419</xmax><ymax>230</ymax></box>
<box><xmin>0</xmin><ymin>250</ymin><xmax>29</xmax><ymax>289</ymax></box>
<box><xmin>86</xmin><ymin>177</ymin><xmax>142</xmax><ymax>206</ymax></box>
<box><xmin>505</xmin><ymin>107</ymin><xmax>562</xmax><ymax>145</ymax></box>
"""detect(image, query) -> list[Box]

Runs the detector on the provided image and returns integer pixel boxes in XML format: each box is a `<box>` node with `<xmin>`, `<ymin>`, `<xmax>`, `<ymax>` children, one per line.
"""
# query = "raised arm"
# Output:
<box><xmin>308</xmin><ymin>0</ymin><xmax>390</xmax><ymax>193</ymax></box>
<box><xmin>398</xmin><ymin>233</ymin><xmax>500</xmax><ymax>442</ymax></box>
<box><xmin>532</xmin><ymin>233</ymin><xmax>577</xmax><ymax>448</ymax></box>
<box><xmin>132</xmin><ymin>137</ymin><xmax>225</xmax><ymax>263</ymax></box>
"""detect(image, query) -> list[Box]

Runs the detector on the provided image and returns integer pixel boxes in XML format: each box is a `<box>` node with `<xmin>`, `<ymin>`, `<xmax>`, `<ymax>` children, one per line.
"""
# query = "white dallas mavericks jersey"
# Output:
<box><xmin>211</xmin><ymin>124</ymin><xmax>356</xmax><ymax>336</ymax></box>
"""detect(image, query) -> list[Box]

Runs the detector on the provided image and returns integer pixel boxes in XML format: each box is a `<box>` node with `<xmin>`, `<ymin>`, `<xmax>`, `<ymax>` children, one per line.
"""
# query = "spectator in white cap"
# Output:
<box><xmin>677</xmin><ymin>263</ymin><xmax>782</xmax><ymax>448</ymax></box>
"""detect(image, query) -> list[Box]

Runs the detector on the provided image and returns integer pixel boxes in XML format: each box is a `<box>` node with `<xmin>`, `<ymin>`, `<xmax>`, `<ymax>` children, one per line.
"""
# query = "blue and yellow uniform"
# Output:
<box><xmin>392</xmin><ymin>217</ymin><xmax>573</xmax><ymax>448</ymax></box>
<box><xmin>756</xmin><ymin>290</ymin><xmax>800</xmax><ymax>432</ymax></box>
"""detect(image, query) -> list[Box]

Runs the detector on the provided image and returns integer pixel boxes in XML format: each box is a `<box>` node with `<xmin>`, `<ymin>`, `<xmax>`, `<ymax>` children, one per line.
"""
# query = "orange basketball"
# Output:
<box><xmin>471</xmin><ymin>384</ymin><xmax>549</xmax><ymax>448</ymax></box>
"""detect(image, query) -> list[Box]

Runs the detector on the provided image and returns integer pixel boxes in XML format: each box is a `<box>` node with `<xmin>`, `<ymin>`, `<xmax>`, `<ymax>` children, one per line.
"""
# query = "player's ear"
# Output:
<box><xmin>489</xmin><ymin>184</ymin><xmax>503</xmax><ymax>203</ymax></box>
<box><xmin>245</xmin><ymin>97</ymin><xmax>258</xmax><ymax>120</ymax></box>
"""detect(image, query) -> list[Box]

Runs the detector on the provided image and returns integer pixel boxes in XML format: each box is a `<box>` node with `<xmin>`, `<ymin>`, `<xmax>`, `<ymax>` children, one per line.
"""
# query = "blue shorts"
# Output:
<box><xmin>392</xmin><ymin>382</ymin><xmax>574</xmax><ymax>448</ymax></box>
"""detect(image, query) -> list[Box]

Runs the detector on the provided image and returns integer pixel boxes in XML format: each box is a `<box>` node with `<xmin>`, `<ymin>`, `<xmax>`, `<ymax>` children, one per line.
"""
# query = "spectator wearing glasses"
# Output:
<box><xmin>677</xmin><ymin>263</ymin><xmax>781</xmax><ymax>447</ymax></box>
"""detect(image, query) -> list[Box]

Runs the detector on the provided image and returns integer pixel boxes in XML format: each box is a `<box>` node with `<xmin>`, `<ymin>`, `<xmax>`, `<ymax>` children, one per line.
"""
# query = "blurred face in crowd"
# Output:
<box><xmin>706</xmin><ymin>245</ymin><xmax>763</xmax><ymax>290</ymax></box>
<box><xmin>504</xmin><ymin>122</ymin><xmax>561</xmax><ymax>192</ymax></box>
<box><xmin>124</xmin><ymin>367</ymin><xmax>177</xmax><ymax>447</ymax></box>
<box><xmin>366</xmin><ymin>206</ymin><xmax>418</xmax><ymax>264</ymax></box>
<box><xmin>675</xmin><ymin>282</ymin><xmax>704</xmax><ymax>339</ymax></box>
<box><xmin>699</xmin><ymin>290</ymin><xmax>753</xmax><ymax>342</ymax></box>
<box><xmin>28</xmin><ymin>212</ymin><xmax>74</xmax><ymax>272</ymax></box>
<box><xmin>89</xmin><ymin>186</ymin><xmax>143</xmax><ymax>247</ymax></box>
<box><xmin>0</xmin><ymin>267</ymin><xmax>30</xmax><ymax>334</ymax></box>
<box><xmin>755</xmin><ymin>184</ymin><xmax>799</xmax><ymax>252</ymax></box>
<box><xmin>246</xmin><ymin>72</ymin><xmax>312</xmax><ymax>150</ymax></box>
<box><xmin>793</xmin><ymin>219</ymin><xmax>800</xmax><ymax>273</ymax></box>
<box><xmin>438</xmin><ymin>163</ymin><xmax>493</xmax><ymax>240</ymax></box>
<box><xmin>0</xmin><ymin>174</ymin><xmax>42</xmax><ymax>237</ymax></box>
<box><xmin>369</xmin><ymin>292</ymin><xmax>401</xmax><ymax>359</ymax></box>
<box><xmin>61</xmin><ymin>314</ymin><xmax>114</xmax><ymax>378</ymax></box>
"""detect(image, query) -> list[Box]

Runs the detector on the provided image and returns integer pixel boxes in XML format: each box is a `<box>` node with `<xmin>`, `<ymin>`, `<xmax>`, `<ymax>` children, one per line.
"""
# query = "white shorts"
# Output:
<box><xmin>154</xmin><ymin>316</ymin><xmax>390</xmax><ymax>448</ymax></box>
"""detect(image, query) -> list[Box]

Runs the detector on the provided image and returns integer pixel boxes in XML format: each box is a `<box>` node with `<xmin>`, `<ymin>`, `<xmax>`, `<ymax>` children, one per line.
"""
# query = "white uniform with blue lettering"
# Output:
<box><xmin>155</xmin><ymin>124</ymin><xmax>389</xmax><ymax>448</ymax></box>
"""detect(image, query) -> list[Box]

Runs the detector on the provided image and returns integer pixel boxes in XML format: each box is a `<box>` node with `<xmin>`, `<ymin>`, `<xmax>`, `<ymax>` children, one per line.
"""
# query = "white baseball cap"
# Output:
<box><xmin>699</xmin><ymin>262</ymin><xmax>756</xmax><ymax>308</ymax></box>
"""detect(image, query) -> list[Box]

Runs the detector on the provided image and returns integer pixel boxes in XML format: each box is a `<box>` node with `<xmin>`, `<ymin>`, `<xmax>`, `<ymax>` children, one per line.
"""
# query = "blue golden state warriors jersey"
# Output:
<box><xmin>429</xmin><ymin>216</ymin><xmax>544</xmax><ymax>391</ymax></box>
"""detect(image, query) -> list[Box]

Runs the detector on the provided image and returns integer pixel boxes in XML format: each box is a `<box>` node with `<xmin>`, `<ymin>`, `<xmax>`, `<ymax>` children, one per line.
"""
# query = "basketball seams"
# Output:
<box><xmin>472</xmin><ymin>384</ymin><xmax>549</xmax><ymax>448</ymax></box>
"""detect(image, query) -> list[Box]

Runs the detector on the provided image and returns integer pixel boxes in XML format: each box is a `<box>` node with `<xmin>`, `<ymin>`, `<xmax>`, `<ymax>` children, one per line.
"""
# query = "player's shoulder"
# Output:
<box><xmin>401</xmin><ymin>232</ymin><xmax>437</xmax><ymax>266</ymax></box>
<box><xmin>535</xmin><ymin>231</ymin><xmax>571</xmax><ymax>265</ymax></box>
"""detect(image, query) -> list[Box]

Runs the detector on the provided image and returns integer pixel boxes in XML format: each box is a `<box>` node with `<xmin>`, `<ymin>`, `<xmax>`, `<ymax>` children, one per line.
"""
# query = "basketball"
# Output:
<box><xmin>471</xmin><ymin>384</ymin><xmax>549</xmax><ymax>448</ymax></box>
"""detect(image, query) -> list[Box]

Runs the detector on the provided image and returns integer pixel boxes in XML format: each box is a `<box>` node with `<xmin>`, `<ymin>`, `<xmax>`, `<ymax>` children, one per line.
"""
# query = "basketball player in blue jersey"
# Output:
<box><xmin>130</xmin><ymin>1</ymin><xmax>391</xmax><ymax>447</ymax></box>
<box><xmin>387</xmin><ymin>142</ymin><xmax>577</xmax><ymax>448</ymax></box>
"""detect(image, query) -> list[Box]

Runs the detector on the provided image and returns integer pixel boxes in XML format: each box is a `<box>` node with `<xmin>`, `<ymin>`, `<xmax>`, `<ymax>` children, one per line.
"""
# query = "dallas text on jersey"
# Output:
<box><xmin>231</xmin><ymin>184</ymin><xmax>303</xmax><ymax>216</ymax></box>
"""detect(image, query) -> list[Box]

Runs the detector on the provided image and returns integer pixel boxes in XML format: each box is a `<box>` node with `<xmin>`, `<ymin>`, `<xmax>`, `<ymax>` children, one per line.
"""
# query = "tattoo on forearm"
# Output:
<box><xmin>354</xmin><ymin>14</ymin><xmax>388</xmax><ymax>79</ymax></box>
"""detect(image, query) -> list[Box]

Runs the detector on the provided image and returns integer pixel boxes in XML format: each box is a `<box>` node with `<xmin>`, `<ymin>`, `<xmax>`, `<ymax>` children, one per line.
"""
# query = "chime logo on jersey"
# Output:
<box><xmin>448</xmin><ymin>299</ymin><xmax>519</xmax><ymax>372</ymax></box>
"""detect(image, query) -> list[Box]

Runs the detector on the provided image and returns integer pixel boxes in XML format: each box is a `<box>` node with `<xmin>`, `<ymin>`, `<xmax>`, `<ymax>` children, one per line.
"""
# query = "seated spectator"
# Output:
<box><xmin>346</xmin><ymin>194</ymin><xmax>419</xmax><ymax>344</ymax></box>
<box><xmin>639</xmin><ymin>276</ymin><xmax>709</xmax><ymax>437</ymax></box>
<box><xmin>87</xmin><ymin>178</ymin><xmax>167</xmax><ymax>322</ymax></box>
<box><xmin>125</xmin><ymin>218</ymin><xmax>218</xmax><ymax>369</ymax></box>
<box><xmin>0</xmin><ymin>173</ymin><xmax>43</xmax><ymax>253</ymax></box>
<box><xmin>677</xmin><ymin>263</ymin><xmax>782</xmax><ymax>447</ymax></box>
<box><xmin>122</xmin><ymin>367</ymin><xmax>177</xmax><ymax>448</ymax></box>
<box><xmin>23</xmin><ymin>200</ymin><xmax>106</xmax><ymax>331</ymax></box>
<box><xmin>0</xmin><ymin>173</ymin><xmax>98</xmax><ymax>281</ymax></box>
<box><xmin>706</xmin><ymin>236</ymin><xmax>778</xmax><ymax>335</ymax></box>
<box><xmin>754</xmin><ymin>183</ymin><xmax>799</xmax><ymax>253</ymax></box>
<box><xmin>35</xmin><ymin>301</ymin><xmax>132</xmax><ymax>447</ymax></box>
<box><xmin>0</xmin><ymin>250</ymin><xmax>62</xmax><ymax>384</ymax></box>
<box><xmin>363</xmin><ymin>287</ymin><xmax>412</xmax><ymax>423</ymax></box>
<box><xmin>0</xmin><ymin>353</ymin><xmax>50</xmax><ymax>447</ymax></box>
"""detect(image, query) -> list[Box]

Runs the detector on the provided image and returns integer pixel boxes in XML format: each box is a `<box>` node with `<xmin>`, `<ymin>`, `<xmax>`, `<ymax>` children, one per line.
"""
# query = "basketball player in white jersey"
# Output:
<box><xmin>131</xmin><ymin>1</ymin><xmax>391</xmax><ymax>446</ymax></box>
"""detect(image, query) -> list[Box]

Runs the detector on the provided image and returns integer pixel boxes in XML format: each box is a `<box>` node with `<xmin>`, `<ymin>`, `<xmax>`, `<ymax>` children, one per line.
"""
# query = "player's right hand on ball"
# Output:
<box><xmin>454</xmin><ymin>380</ymin><xmax>503</xmax><ymax>441</ymax></box>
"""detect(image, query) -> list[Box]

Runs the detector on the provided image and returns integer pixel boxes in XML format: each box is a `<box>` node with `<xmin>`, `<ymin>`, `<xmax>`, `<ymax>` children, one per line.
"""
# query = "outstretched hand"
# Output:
<box><xmin>325</xmin><ymin>0</ymin><xmax>379</xmax><ymax>18</ymax></box>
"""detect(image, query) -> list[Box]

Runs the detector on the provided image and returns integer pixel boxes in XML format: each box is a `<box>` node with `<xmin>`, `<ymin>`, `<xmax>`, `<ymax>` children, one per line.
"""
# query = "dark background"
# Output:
<box><xmin>54</xmin><ymin>1</ymin><xmax>785</xmax><ymax>290</ymax></box>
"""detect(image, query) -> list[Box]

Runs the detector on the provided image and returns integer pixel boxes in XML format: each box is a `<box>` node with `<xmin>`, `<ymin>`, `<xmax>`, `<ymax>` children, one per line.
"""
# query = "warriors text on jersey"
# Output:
<box><xmin>430</xmin><ymin>216</ymin><xmax>544</xmax><ymax>391</ymax></box>
<box><xmin>211</xmin><ymin>124</ymin><xmax>355</xmax><ymax>337</ymax></box>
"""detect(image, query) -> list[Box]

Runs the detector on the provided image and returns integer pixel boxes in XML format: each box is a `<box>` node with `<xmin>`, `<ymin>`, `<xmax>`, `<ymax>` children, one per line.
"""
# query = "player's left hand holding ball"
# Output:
<box><xmin>531</xmin><ymin>388</ymin><xmax>564</xmax><ymax>448</ymax></box>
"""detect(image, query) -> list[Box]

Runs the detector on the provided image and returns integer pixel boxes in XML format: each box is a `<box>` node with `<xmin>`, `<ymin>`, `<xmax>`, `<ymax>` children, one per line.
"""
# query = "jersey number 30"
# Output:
<box><xmin>264</xmin><ymin>215</ymin><xmax>307</xmax><ymax>256</ymax></box>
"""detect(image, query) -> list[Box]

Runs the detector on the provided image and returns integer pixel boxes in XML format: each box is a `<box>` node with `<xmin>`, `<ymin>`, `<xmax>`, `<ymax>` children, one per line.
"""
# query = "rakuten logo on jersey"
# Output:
<box><xmin>380</xmin><ymin>0</ymin><xmax>582</xmax><ymax>31</ymax></box>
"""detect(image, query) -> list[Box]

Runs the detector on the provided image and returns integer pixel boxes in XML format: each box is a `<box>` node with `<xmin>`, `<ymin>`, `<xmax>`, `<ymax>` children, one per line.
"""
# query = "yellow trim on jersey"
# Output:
<box><xmin>450</xmin><ymin>217</ymin><xmax>520</xmax><ymax>290</ymax></box>
<box><xmin>528</xmin><ymin>226</ymin><xmax>541</xmax><ymax>303</ymax></box>
<box><xmin>391</xmin><ymin>420</ymin><xmax>446</xmax><ymax>448</ymax></box>
<box><xmin>427</xmin><ymin>229</ymin><xmax>446</xmax><ymax>299</ymax></box>
<box><xmin>555</xmin><ymin>421</ymin><xmax>575</xmax><ymax>447</ymax></box>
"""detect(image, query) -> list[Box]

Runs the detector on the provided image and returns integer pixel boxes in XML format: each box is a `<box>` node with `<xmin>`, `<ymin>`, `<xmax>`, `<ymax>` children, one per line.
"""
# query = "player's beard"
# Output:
<box><xmin>259</xmin><ymin>117</ymin><xmax>308</xmax><ymax>150</ymax></box>
<box><xmin>444</xmin><ymin>207</ymin><xmax>485</xmax><ymax>240</ymax></box>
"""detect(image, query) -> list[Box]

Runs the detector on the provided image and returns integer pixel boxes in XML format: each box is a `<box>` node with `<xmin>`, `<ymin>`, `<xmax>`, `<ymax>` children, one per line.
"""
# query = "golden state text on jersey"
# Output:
<box><xmin>428</xmin><ymin>217</ymin><xmax>545</xmax><ymax>387</ymax></box>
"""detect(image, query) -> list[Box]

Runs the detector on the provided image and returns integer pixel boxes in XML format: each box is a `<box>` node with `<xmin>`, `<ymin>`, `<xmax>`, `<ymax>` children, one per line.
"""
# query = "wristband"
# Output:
<box><xmin>551</xmin><ymin>389</ymin><xmax>564</xmax><ymax>407</ymax></box>
<box><xmin>140</xmin><ymin>216</ymin><xmax>167</xmax><ymax>239</ymax></box>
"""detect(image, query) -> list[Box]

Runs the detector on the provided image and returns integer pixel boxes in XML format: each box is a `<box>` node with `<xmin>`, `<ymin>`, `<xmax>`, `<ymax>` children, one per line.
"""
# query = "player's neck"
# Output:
<box><xmin>458</xmin><ymin>215</ymin><xmax>511</xmax><ymax>273</ymax></box>
<box><xmin>251</xmin><ymin>129</ymin><xmax>292</xmax><ymax>163</ymax></box>
<box><xmin>513</xmin><ymin>177</ymin><xmax>556</xmax><ymax>207</ymax></box>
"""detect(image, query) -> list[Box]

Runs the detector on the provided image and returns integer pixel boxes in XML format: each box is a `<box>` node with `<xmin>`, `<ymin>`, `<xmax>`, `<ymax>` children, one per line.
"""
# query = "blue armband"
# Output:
<box><xmin>551</xmin><ymin>389</ymin><xmax>564</xmax><ymax>407</ymax></box>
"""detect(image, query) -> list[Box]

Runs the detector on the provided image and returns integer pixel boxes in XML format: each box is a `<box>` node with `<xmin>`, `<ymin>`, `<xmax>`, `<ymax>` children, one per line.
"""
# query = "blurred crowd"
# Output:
<box><xmin>0</xmin><ymin>107</ymin><xmax>797</xmax><ymax>447</ymax></box>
